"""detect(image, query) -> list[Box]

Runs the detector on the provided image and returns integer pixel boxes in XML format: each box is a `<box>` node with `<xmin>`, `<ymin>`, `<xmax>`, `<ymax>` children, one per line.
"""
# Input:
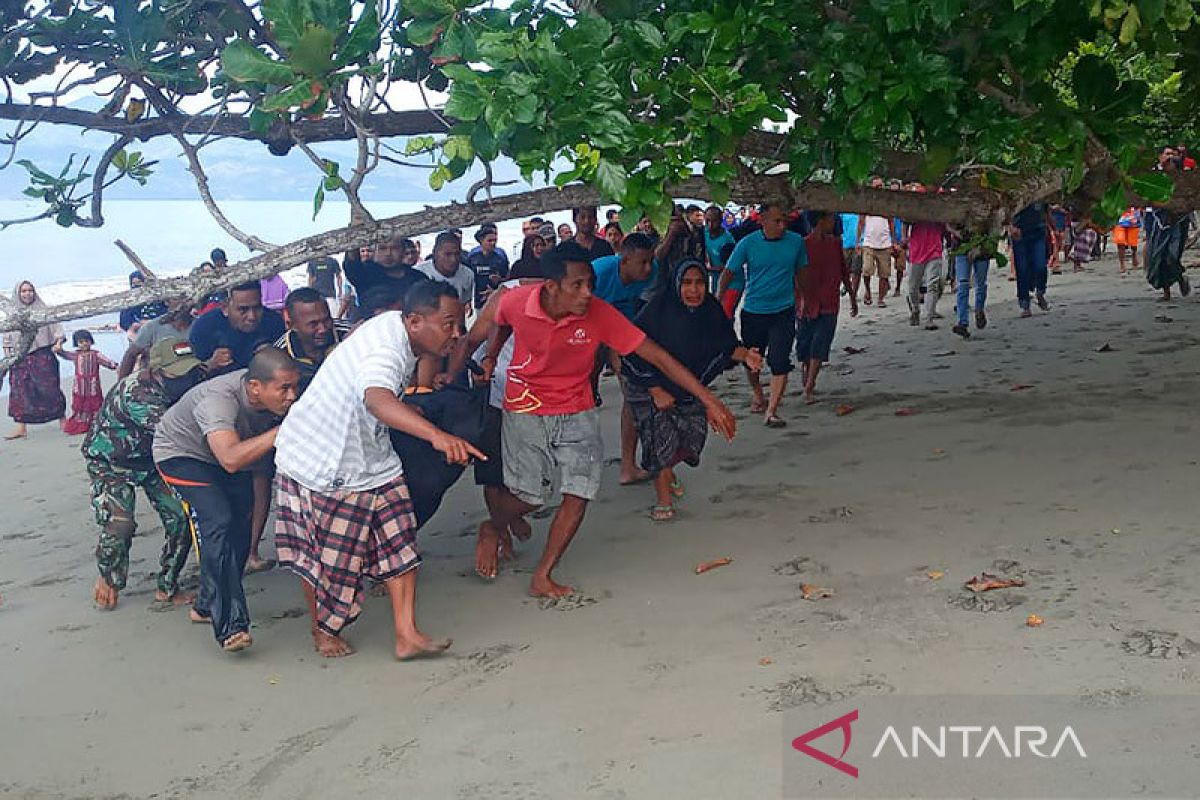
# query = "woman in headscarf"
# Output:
<box><xmin>622</xmin><ymin>259</ymin><xmax>762</xmax><ymax>521</ymax></box>
<box><xmin>2</xmin><ymin>280</ymin><xmax>67</xmax><ymax>439</ymax></box>
<box><xmin>118</xmin><ymin>271</ymin><xmax>167</xmax><ymax>338</ymax></box>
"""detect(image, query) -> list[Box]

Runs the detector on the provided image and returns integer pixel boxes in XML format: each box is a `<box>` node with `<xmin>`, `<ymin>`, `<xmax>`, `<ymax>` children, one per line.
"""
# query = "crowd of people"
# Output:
<box><xmin>0</xmin><ymin>145</ymin><xmax>1195</xmax><ymax>657</ymax></box>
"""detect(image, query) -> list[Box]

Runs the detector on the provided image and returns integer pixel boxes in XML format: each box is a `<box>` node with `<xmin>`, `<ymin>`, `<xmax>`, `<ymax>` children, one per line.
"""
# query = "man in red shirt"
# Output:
<box><xmin>479</xmin><ymin>242</ymin><xmax>737</xmax><ymax>598</ymax></box>
<box><xmin>797</xmin><ymin>212</ymin><xmax>858</xmax><ymax>404</ymax></box>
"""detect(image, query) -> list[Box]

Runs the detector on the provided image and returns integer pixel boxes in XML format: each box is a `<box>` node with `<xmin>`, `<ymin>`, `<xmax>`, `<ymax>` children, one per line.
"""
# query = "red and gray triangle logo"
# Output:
<box><xmin>791</xmin><ymin>709</ymin><xmax>859</xmax><ymax>778</ymax></box>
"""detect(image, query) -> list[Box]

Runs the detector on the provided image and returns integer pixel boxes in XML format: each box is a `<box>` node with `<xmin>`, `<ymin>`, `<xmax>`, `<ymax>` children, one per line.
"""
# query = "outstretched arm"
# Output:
<box><xmin>364</xmin><ymin>387</ymin><xmax>486</xmax><ymax>465</ymax></box>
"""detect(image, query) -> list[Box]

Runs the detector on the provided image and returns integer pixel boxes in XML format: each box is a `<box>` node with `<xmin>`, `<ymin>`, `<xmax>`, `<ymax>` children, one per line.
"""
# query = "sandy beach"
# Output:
<box><xmin>3</xmin><ymin>253</ymin><xmax>1200</xmax><ymax>799</ymax></box>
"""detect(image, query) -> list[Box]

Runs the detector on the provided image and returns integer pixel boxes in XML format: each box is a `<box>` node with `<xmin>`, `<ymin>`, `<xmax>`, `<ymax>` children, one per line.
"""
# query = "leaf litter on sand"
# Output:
<box><xmin>835</xmin><ymin>404</ymin><xmax>855</xmax><ymax>416</ymax></box>
<box><xmin>965</xmin><ymin>572</ymin><xmax>1026</xmax><ymax>592</ymax></box>
<box><xmin>695</xmin><ymin>557</ymin><xmax>732</xmax><ymax>575</ymax></box>
<box><xmin>800</xmin><ymin>583</ymin><xmax>833</xmax><ymax>600</ymax></box>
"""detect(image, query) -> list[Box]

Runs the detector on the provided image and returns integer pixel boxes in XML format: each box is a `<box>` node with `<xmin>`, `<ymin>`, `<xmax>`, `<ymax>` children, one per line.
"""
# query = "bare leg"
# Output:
<box><xmin>477</xmin><ymin>486</ymin><xmax>537</xmax><ymax>579</ymax></box>
<box><xmin>153</xmin><ymin>588</ymin><xmax>196</xmax><ymax>605</ymax></box>
<box><xmin>747</xmin><ymin>365</ymin><xmax>766</xmax><ymax>412</ymax></box>
<box><xmin>765</xmin><ymin>373</ymin><xmax>789</xmax><ymax>420</ymax></box>
<box><xmin>803</xmin><ymin>359</ymin><xmax>821</xmax><ymax>404</ymax></box>
<box><xmin>485</xmin><ymin>484</ymin><xmax>530</xmax><ymax>545</ymax></box>
<box><xmin>245</xmin><ymin>471</ymin><xmax>273</xmax><ymax>574</ymax></box>
<box><xmin>303</xmin><ymin>581</ymin><xmax>354</xmax><ymax>657</ymax></box>
<box><xmin>1132</xmin><ymin>244</ymin><xmax>1139</xmax><ymax>271</ymax></box>
<box><xmin>386</xmin><ymin>569</ymin><xmax>451</xmax><ymax>660</ymax></box>
<box><xmin>1117</xmin><ymin>245</ymin><xmax>1127</xmax><ymax>275</ymax></box>
<box><xmin>849</xmin><ymin>271</ymin><xmax>861</xmax><ymax>303</ymax></box>
<box><xmin>651</xmin><ymin>470</ymin><xmax>675</xmax><ymax>521</ymax></box>
<box><xmin>862</xmin><ymin>276</ymin><xmax>872</xmax><ymax>304</ymax></box>
<box><xmin>878</xmin><ymin>276</ymin><xmax>890</xmax><ymax>304</ymax></box>
<box><xmin>94</xmin><ymin>576</ymin><xmax>119</xmax><ymax>610</ymax></box>
<box><xmin>530</xmin><ymin>494</ymin><xmax>589</xmax><ymax>597</ymax></box>
<box><xmin>618</xmin><ymin>401</ymin><xmax>649</xmax><ymax>485</ymax></box>
<box><xmin>5</xmin><ymin>422</ymin><xmax>27</xmax><ymax>440</ymax></box>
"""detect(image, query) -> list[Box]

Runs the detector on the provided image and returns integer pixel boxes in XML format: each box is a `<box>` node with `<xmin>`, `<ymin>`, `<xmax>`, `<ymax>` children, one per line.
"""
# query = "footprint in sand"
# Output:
<box><xmin>947</xmin><ymin>592</ymin><xmax>1026</xmax><ymax>613</ymax></box>
<box><xmin>762</xmin><ymin>674</ymin><xmax>893</xmax><ymax>712</ymax></box>
<box><xmin>771</xmin><ymin>556</ymin><xmax>829</xmax><ymax>576</ymax></box>
<box><xmin>27</xmin><ymin>573</ymin><xmax>72</xmax><ymax>588</ymax></box>
<box><xmin>434</xmin><ymin>643</ymin><xmax>531</xmax><ymax>689</ymax></box>
<box><xmin>536</xmin><ymin>593</ymin><xmax>598</xmax><ymax>611</ymax></box>
<box><xmin>1121</xmin><ymin>630</ymin><xmax>1200</xmax><ymax>660</ymax></box>
<box><xmin>805</xmin><ymin>506</ymin><xmax>854</xmax><ymax>524</ymax></box>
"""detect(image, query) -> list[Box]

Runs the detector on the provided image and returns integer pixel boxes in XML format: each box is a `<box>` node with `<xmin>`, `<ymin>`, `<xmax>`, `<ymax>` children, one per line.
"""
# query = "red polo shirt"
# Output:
<box><xmin>496</xmin><ymin>283</ymin><xmax>646</xmax><ymax>415</ymax></box>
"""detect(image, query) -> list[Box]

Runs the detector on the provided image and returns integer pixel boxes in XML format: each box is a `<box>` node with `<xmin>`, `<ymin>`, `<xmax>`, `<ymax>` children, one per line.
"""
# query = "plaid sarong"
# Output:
<box><xmin>274</xmin><ymin>473</ymin><xmax>421</xmax><ymax>635</ymax></box>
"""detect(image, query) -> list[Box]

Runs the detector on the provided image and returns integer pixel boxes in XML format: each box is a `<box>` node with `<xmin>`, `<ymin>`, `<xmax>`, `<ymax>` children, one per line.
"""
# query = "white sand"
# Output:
<box><xmin>2</xmin><ymin>254</ymin><xmax>1199</xmax><ymax>799</ymax></box>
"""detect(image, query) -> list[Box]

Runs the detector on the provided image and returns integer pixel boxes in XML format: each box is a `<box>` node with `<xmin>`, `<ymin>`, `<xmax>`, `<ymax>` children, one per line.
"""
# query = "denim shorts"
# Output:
<box><xmin>502</xmin><ymin>409</ymin><xmax>603</xmax><ymax>506</ymax></box>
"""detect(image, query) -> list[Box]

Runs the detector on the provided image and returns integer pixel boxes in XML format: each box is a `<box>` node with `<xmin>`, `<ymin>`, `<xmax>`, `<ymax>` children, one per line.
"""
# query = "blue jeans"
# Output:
<box><xmin>1011</xmin><ymin>234</ymin><xmax>1047</xmax><ymax>309</ymax></box>
<box><xmin>954</xmin><ymin>255</ymin><xmax>989</xmax><ymax>326</ymax></box>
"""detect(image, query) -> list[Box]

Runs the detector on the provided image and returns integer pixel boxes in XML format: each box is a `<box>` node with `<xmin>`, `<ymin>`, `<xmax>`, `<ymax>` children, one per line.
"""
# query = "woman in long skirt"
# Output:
<box><xmin>2</xmin><ymin>281</ymin><xmax>66</xmax><ymax>439</ymax></box>
<box><xmin>622</xmin><ymin>260</ymin><xmax>762</xmax><ymax>521</ymax></box>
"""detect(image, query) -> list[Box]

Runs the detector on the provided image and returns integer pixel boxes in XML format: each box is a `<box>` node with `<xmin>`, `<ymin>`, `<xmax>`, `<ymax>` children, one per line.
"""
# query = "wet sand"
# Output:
<box><xmin>3</xmin><ymin>254</ymin><xmax>1200</xmax><ymax>799</ymax></box>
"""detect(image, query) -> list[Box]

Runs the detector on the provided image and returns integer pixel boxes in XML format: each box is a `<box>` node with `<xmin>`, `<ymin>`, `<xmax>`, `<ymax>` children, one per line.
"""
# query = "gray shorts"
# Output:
<box><xmin>502</xmin><ymin>409</ymin><xmax>604</xmax><ymax>507</ymax></box>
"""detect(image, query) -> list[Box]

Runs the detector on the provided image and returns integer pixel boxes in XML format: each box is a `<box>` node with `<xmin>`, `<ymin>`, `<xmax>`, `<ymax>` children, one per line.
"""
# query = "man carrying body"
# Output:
<box><xmin>718</xmin><ymin>204</ymin><xmax>809</xmax><ymax>428</ymax></box>
<box><xmin>475</xmin><ymin>242</ymin><xmax>737</xmax><ymax>597</ymax></box>
<box><xmin>591</xmin><ymin>234</ymin><xmax>657</xmax><ymax>486</ymax></box>
<box><xmin>274</xmin><ymin>281</ymin><xmax>483</xmax><ymax>659</ymax></box>
<box><xmin>153</xmin><ymin>349</ymin><xmax>299</xmax><ymax>652</ymax></box>
<box><xmin>274</xmin><ymin>287</ymin><xmax>351</xmax><ymax>394</ymax></box>
<box><xmin>118</xmin><ymin>296</ymin><xmax>195</xmax><ymax>379</ymax></box>
<box><xmin>85</xmin><ymin>340</ymin><xmax>205</xmax><ymax>610</ymax></box>
<box><xmin>189</xmin><ymin>281</ymin><xmax>287</xmax><ymax>373</ymax></box>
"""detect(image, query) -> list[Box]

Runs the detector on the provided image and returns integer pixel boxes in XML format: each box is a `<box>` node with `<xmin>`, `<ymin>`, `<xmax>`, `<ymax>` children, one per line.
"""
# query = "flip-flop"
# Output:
<box><xmin>764</xmin><ymin>415</ymin><xmax>787</xmax><ymax>428</ymax></box>
<box><xmin>650</xmin><ymin>504</ymin><xmax>676</xmax><ymax>522</ymax></box>
<box><xmin>222</xmin><ymin>631</ymin><xmax>252</xmax><ymax>652</ymax></box>
<box><xmin>670</xmin><ymin>479</ymin><xmax>685</xmax><ymax>499</ymax></box>
<box><xmin>750</xmin><ymin>399</ymin><xmax>767</xmax><ymax>414</ymax></box>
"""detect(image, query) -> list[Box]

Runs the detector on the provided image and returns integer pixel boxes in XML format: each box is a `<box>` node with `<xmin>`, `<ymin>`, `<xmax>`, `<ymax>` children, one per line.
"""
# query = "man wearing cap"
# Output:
<box><xmin>466</xmin><ymin>223</ymin><xmax>510</xmax><ymax>309</ymax></box>
<box><xmin>83</xmin><ymin>339</ymin><xmax>206</xmax><ymax>611</ymax></box>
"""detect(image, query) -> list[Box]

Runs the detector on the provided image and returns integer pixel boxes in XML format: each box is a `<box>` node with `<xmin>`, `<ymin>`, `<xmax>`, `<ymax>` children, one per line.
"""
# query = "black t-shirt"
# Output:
<box><xmin>465</xmin><ymin>249</ymin><xmax>510</xmax><ymax>308</ymax></box>
<box><xmin>307</xmin><ymin>257</ymin><xmax>341</xmax><ymax>298</ymax></box>
<box><xmin>577</xmin><ymin>236</ymin><xmax>614</xmax><ymax>260</ymax></box>
<box><xmin>345</xmin><ymin>259</ymin><xmax>429</xmax><ymax>310</ymax></box>
<box><xmin>188</xmin><ymin>307</ymin><xmax>287</xmax><ymax>369</ymax></box>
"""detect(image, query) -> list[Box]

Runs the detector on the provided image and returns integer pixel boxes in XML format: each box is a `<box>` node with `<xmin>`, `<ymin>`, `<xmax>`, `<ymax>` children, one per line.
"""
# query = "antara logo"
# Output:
<box><xmin>792</xmin><ymin>710</ymin><xmax>1087</xmax><ymax>778</ymax></box>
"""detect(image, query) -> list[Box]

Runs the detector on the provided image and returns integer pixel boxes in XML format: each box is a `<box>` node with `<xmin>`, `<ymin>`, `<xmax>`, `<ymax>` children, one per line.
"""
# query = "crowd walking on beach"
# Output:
<box><xmin>1</xmin><ymin>142</ymin><xmax>1196</xmax><ymax>657</ymax></box>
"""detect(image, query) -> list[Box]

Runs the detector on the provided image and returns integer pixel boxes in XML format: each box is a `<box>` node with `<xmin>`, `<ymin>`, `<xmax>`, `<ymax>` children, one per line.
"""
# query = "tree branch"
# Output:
<box><xmin>73</xmin><ymin>134</ymin><xmax>133</xmax><ymax>229</ymax></box>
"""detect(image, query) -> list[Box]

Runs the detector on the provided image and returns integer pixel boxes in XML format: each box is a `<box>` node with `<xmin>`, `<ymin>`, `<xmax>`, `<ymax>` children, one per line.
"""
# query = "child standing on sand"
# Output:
<box><xmin>56</xmin><ymin>330</ymin><xmax>117</xmax><ymax>435</ymax></box>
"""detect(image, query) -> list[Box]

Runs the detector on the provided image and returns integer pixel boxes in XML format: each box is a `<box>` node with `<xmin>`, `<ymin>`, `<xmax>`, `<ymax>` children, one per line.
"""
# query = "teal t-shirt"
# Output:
<box><xmin>592</xmin><ymin>254</ymin><xmax>657</xmax><ymax>321</ymax></box>
<box><xmin>704</xmin><ymin>228</ymin><xmax>735</xmax><ymax>269</ymax></box>
<box><xmin>723</xmin><ymin>230</ymin><xmax>808</xmax><ymax>314</ymax></box>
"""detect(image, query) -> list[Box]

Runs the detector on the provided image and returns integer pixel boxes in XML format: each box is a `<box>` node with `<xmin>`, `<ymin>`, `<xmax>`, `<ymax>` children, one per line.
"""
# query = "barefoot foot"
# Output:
<box><xmin>189</xmin><ymin>608</ymin><xmax>211</xmax><ymax>624</ymax></box>
<box><xmin>497</xmin><ymin>528</ymin><xmax>515</xmax><ymax>562</ymax></box>
<box><xmin>313</xmin><ymin>629</ymin><xmax>355</xmax><ymax>658</ymax></box>
<box><xmin>475</xmin><ymin>521</ymin><xmax>501</xmax><ymax>580</ymax></box>
<box><xmin>244</xmin><ymin>555</ymin><xmax>275</xmax><ymax>575</ymax></box>
<box><xmin>618</xmin><ymin>468</ymin><xmax>651</xmax><ymax>486</ymax></box>
<box><xmin>93</xmin><ymin>577</ymin><xmax>119</xmax><ymax>610</ymax></box>
<box><xmin>529</xmin><ymin>573</ymin><xmax>575</xmax><ymax>598</ymax></box>
<box><xmin>395</xmin><ymin>635</ymin><xmax>452</xmax><ymax>661</ymax></box>
<box><xmin>154</xmin><ymin>589</ymin><xmax>196</xmax><ymax>605</ymax></box>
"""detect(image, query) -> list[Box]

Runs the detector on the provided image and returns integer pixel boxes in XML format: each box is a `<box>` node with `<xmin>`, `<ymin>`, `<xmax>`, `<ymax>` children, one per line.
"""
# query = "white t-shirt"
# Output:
<box><xmin>472</xmin><ymin>279</ymin><xmax>520</xmax><ymax>409</ymax></box>
<box><xmin>860</xmin><ymin>216</ymin><xmax>893</xmax><ymax>249</ymax></box>
<box><xmin>274</xmin><ymin>312</ymin><xmax>417</xmax><ymax>492</ymax></box>
<box><xmin>415</xmin><ymin>259</ymin><xmax>475</xmax><ymax>308</ymax></box>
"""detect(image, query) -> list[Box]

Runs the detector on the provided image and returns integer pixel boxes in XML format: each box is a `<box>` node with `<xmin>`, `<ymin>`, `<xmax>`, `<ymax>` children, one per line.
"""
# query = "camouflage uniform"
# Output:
<box><xmin>82</xmin><ymin>373</ymin><xmax>191</xmax><ymax>596</ymax></box>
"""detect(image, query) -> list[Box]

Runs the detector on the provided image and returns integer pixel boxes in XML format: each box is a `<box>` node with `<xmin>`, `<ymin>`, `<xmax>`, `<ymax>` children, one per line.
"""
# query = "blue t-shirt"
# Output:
<box><xmin>704</xmin><ymin>228</ymin><xmax>735</xmax><ymax>271</ymax></box>
<box><xmin>592</xmin><ymin>255</ymin><xmax>657</xmax><ymax>321</ymax></box>
<box><xmin>839</xmin><ymin>214</ymin><xmax>859</xmax><ymax>249</ymax></box>
<box><xmin>189</xmin><ymin>306</ymin><xmax>286</xmax><ymax>369</ymax></box>
<box><xmin>724</xmin><ymin>230</ymin><xmax>808</xmax><ymax>315</ymax></box>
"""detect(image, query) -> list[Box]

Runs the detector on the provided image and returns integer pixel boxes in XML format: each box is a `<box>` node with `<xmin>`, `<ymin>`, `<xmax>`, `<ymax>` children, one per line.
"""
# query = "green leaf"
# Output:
<box><xmin>594</xmin><ymin>158</ymin><xmax>628</xmax><ymax>201</ymax></box>
<box><xmin>443</xmin><ymin>135</ymin><xmax>473</xmax><ymax>161</ymax></box>
<box><xmin>405</xmin><ymin>0</ymin><xmax>456</xmax><ymax>16</ymax></box>
<box><xmin>439</xmin><ymin>63</ymin><xmax>478</xmax><ymax>84</ymax></box>
<box><xmin>428</xmin><ymin>163</ymin><xmax>451</xmax><ymax>190</ymax></box>
<box><xmin>1129</xmin><ymin>171</ymin><xmax>1174</xmax><ymax>204</ymax></box>
<box><xmin>407</xmin><ymin>15</ymin><xmax>451</xmax><ymax>46</ymax></box>
<box><xmin>929</xmin><ymin>0</ymin><xmax>959</xmax><ymax>25</ymax></box>
<box><xmin>291</xmin><ymin>24</ymin><xmax>336</xmax><ymax>76</ymax></box>
<box><xmin>1072</xmin><ymin>55</ymin><xmax>1118</xmax><ymax>111</ymax></box>
<box><xmin>221</xmin><ymin>39</ymin><xmax>295</xmax><ymax>85</ymax></box>
<box><xmin>1095</xmin><ymin>181</ymin><xmax>1126</xmax><ymax>227</ymax></box>
<box><xmin>338</xmin><ymin>4</ymin><xmax>380</xmax><ymax>65</ymax></box>
<box><xmin>512</xmin><ymin>93</ymin><xmax>538</xmax><ymax>125</ymax></box>
<box><xmin>405</xmin><ymin>135</ymin><xmax>437</xmax><ymax>155</ymax></box>
<box><xmin>260</xmin><ymin>81</ymin><xmax>317</xmax><ymax>112</ymax></box>
<box><xmin>248</xmin><ymin>108</ymin><xmax>274</xmax><ymax>137</ymax></box>
<box><xmin>262</xmin><ymin>0</ymin><xmax>311</xmax><ymax>51</ymax></box>
<box><xmin>630</xmin><ymin>21</ymin><xmax>664</xmax><ymax>49</ymax></box>
<box><xmin>312</xmin><ymin>183</ymin><xmax>325</xmax><ymax>220</ymax></box>
<box><xmin>1119</xmin><ymin>6</ymin><xmax>1141</xmax><ymax>43</ymax></box>
<box><xmin>444</xmin><ymin>83</ymin><xmax>487</xmax><ymax>121</ymax></box>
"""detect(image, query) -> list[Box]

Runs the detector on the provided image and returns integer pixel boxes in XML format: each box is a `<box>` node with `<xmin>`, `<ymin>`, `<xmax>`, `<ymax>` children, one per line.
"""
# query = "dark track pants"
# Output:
<box><xmin>157</xmin><ymin>457</ymin><xmax>253</xmax><ymax>645</ymax></box>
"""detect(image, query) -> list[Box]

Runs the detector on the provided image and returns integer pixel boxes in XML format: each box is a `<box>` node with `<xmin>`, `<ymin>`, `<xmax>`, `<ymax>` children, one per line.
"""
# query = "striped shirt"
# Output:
<box><xmin>274</xmin><ymin>312</ymin><xmax>417</xmax><ymax>492</ymax></box>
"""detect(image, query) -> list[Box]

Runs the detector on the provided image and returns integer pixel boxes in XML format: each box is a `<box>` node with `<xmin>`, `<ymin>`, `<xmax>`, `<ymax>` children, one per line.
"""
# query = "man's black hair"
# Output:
<box><xmin>228</xmin><ymin>281</ymin><xmax>262</xmax><ymax>295</ymax></box>
<box><xmin>434</xmin><ymin>230</ymin><xmax>461</xmax><ymax>252</ymax></box>
<box><xmin>245</xmin><ymin>347</ymin><xmax>298</xmax><ymax>383</ymax></box>
<box><xmin>210</xmin><ymin>248</ymin><xmax>227</xmax><ymax>262</ymax></box>
<box><xmin>606</xmin><ymin>209</ymin><xmax>619</xmax><ymax>221</ymax></box>
<box><xmin>620</xmin><ymin>232</ymin><xmax>654</xmax><ymax>254</ymax></box>
<box><xmin>359</xmin><ymin>281</ymin><xmax>409</xmax><ymax>318</ymax></box>
<box><xmin>685</xmin><ymin>204</ymin><xmax>702</xmax><ymax>214</ymax></box>
<box><xmin>284</xmin><ymin>287</ymin><xmax>326</xmax><ymax>317</ymax></box>
<box><xmin>404</xmin><ymin>278</ymin><xmax>458</xmax><ymax>314</ymax></box>
<box><xmin>571</xmin><ymin>205</ymin><xmax>597</xmax><ymax>220</ymax></box>
<box><xmin>541</xmin><ymin>240</ymin><xmax>592</xmax><ymax>282</ymax></box>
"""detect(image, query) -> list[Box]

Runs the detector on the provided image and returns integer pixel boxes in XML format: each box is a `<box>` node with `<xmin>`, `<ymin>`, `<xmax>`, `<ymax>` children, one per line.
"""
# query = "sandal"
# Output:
<box><xmin>650</xmin><ymin>504</ymin><xmax>676</xmax><ymax>522</ymax></box>
<box><xmin>750</xmin><ymin>398</ymin><xmax>767</xmax><ymax>413</ymax></box>
<box><xmin>670</xmin><ymin>479</ymin><xmax>685</xmax><ymax>499</ymax></box>
<box><xmin>764</xmin><ymin>415</ymin><xmax>787</xmax><ymax>428</ymax></box>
